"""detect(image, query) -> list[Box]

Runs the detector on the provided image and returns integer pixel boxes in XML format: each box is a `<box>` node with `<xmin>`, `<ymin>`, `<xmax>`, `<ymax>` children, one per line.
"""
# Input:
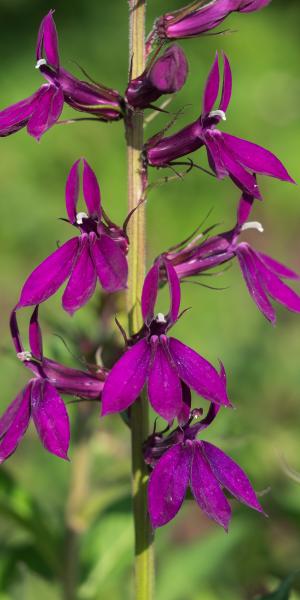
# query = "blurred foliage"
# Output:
<box><xmin>0</xmin><ymin>0</ymin><xmax>300</xmax><ymax>598</ymax></box>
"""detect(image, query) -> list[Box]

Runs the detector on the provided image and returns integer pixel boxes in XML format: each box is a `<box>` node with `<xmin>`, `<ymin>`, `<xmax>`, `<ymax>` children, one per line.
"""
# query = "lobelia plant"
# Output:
<box><xmin>0</xmin><ymin>1</ymin><xmax>298</xmax><ymax>599</ymax></box>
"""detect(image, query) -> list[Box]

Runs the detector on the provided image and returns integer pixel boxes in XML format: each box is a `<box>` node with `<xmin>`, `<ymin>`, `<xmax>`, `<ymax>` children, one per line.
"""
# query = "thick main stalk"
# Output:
<box><xmin>126</xmin><ymin>1</ymin><xmax>154</xmax><ymax>599</ymax></box>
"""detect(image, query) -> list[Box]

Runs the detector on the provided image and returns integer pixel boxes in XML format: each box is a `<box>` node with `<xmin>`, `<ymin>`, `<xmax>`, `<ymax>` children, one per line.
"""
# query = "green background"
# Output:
<box><xmin>0</xmin><ymin>0</ymin><xmax>300</xmax><ymax>598</ymax></box>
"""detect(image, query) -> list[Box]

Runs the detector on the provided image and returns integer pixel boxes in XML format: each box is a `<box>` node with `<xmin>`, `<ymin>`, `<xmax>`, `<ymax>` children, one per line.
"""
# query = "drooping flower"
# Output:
<box><xmin>17</xmin><ymin>159</ymin><xmax>128</xmax><ymax>315</ymax></box>
<box><xmin>155</xmin><ymin>0</ymin><xmax>272</xmax><ymax>41</ymax></box>
<box><xmin>165</xmin><ymin>191</ymin><xmax>300</xmax><ymax>323</ymax></box>
<box><xmin>146</xmin><ymin>401</ymin><xmax>264</xmax><ymax>529</ymax></box>
<box><xmin>0</xmin><ymin>308</ymin><xmax>106</xmax><ymax>463</ymax></box>
<box><xmin>102</xmin><ymin>258</ymin><xmax>230</xmax><ymax>422</ymax></box>
<box><xmin>126</xmin><ymin>44</ymin><xmax>188</xmax><ymax>109</ymax></box>
<box><xmin>0</xmin><ymin>11</ymin><xmax>123</xmax><ymax>140</ymax></box>
<box><xmin>145</xmin><ymin>52</ymin><xmax>294</xmax><ymax>199</ymax></box>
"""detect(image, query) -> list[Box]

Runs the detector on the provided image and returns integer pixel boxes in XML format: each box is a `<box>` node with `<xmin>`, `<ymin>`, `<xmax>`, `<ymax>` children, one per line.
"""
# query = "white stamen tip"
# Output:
<box><xmin>241</xmin><ymin>221</ymin><xmax>264</xmax><ymax>233</ymax></box>
<box><xmin>76</xmin><ymin>212</ymin><xmax>88</xmax><ymax>225</ymax></box>
<box><xmin>156</xmin><ymin>313</ymin><xmax>166</xmax><ymax>323</ymax></box>
<box><xmin>35</xmin><ymin>58</ymin><xmax>47</xmax><ymax>69</ymax></box>
<box><xmin>17</xmin><ymin>351</ymin><xmax>32</xmax><ymax>362</ymax></box>
<box><xmin>208</xmin><ymin>109</ymin><xmax>226</xmax><ymax>121</ymax></box>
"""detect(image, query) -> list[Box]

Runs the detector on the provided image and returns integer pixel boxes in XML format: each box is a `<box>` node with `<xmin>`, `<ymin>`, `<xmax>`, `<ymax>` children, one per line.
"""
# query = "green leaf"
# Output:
<box><xmin>258</xmin><ymin>573</ymin><xmax>300</xmax><ymax>600</ymax></box>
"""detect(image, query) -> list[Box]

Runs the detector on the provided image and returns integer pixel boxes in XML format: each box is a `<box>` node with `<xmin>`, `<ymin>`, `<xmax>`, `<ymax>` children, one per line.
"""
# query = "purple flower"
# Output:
<box><xmin>147</xmin><ymin>402</ymin><xmax>264</xmax><ymax>529</ymax></box>
<box><xmin>17</xmin><ymin>159</ymin><xmax>128</xmax><ymax>315</ymax></box>
<box><xmin>166</xmin><ymin>191</ymin><xmax>300</xmax><ymax>323</ymax></box>
<box><xmin>155</xmin><ymin>0</ymin><xmax>272</xmax><ymax>40</ymax></box>
<box><xmin>0</xmin><ymin>308</ymin><xmax>106</xmax><ymax>463</ymax></box>
<box><xmin>0</xmin><ymin>11</ymin><xmax>123</xmax><ymax>140</ymax></box>
<box><xmin>126</xmin><ymin>44</ymin><xmax>188</xmax><ymax>109</ymax></box>
<box><xmin>146</xmin><ymin>52</ymin><xmax>294</xmax><ymax>199</ymax></box>
<box><xmin>102</xmin><ymin>258</ymin><xmax>230</xmax><ymax>422</ymax></box>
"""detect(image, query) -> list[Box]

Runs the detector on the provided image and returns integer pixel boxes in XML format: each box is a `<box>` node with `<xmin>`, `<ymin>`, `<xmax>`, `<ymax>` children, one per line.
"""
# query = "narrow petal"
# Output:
<box><xmin>141</xmin><ymin>262</ymin><xmax>159</xmax><ymax>324</ymax></box>
<box><xmin>237</xmin><ymin>191</ymin><xmax>254</xmax><ymax>226</ymax></box>
<box><xmin>91</xmin><ymin>234</ymin><xmax>128</xmax><ymax>292</ymax></box>
<box><xmin>62</xmin><ymin>237</ymin><xmax>97</xmax><ymax>314</ymax></box>
<box><xmin>0</xmin><ymin>385</ymin><xmax>31</xmax><ymax>463</ymax></box>
<box><xmin>148</xmin><ymin>443</ymin><xmax>191</xmax><ymax>528</ymax></box>
<box><xmin>102</xmin><ymin>339</ymin><xmax>151</xmax><ymax>415</ymax></box>
<box><xmin>10</xmin><ymin>309</ymin><xmax>23</xmax><ymax>354</ymax></box>
<box><xmin>37</xmin><ymin>11</ymin><xmax>60</xmax><ymax>69</ymax></box>
<box><xmin>65</xmin><ymin>159</ymin><xmax>80</xmax><ymax>224</ymax></box>
<box><xmin>191</xmin><ymin>442</ymin><xmax>231</xmax><ymax>530</ymax></box>
<box><xmin>18</xmin><ymin>238</ymin><xmax>78</xmax><ymax>308</ymax></box>
<box><xmin>255</xmin><ymin>253</ymin><xmax>300</xmax><ymax>314</ymax></box>
<box><xmin>219</xmin><ymin>52</ymin><xmax>232</xmax><ymax>113</ymax></box>
<box><xmin>83</xmin><ymin>160</ymin><xmax>101</xmax><ymax>218</ymax></box>
<box><xmin>165</xmin><ymin>259</ymin><xmax>181</xmax><ymax>325</ymax></box>
<box><xmin>169</xmin><ymin>337</ymin><xmax>230</xmax><ymax>407</ymax></box>
<box><xmin>236</xmin><ymin>244</ymin><xmax>275</xmax><ymax>322</ymax></box>
<box><xmin>29</xmin><ymin>306</ymin><xmax>43</xmax><ymax>361</ymax></box>
<box><xmin>258</xmin><ymin>252</ymin><xmax>300</xmax><ymax>281</ymax></box>
<box><xmin>202</xmin><ymin>441</ymin><xmax>264</xmax><ymax>513</ymax></box>
<box><xmin>147</xmin><ymin>344</ymin><xmax>182</xmax><ymax>421</ymax></box>
<box><xmin>222</xmin><ymin>133</ymin><xmax>295</xmax><ymax>183</ymax></box>
<box><xmin>31</xmin><ymin>380</ymin><xmax>70</xmax><ymax>460</ymax></box>
<box><xmin>202</xmin><ymin>52</ymin><xmax>220</xmax><ymax>115</ymax></box>
<box><xmin>27</xmin><ymin>84</ymin><xmax>64</xmax><ymax>140</ymax></box>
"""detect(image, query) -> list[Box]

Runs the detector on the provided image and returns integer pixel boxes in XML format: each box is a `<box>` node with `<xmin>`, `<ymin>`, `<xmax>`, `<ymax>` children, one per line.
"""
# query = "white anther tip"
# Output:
<box><xmin>241</xmin><ymin>221</ymin><xmax>264</xmax><ymax>233</ymax></box>
<box><xmin>17</xmin><ymin>351</ymin><xmax>32</xmax><ymax>362</ymax></box>
<box><xmin>76</xmin><ymin>212</ymin><xmax>88</xmax><ymax>225</ymax></box>
<box><xmin>156</xmin><ymin>313</ymin><xmax>166</xmax><ymax>323</ymax></box>
<box><xmin>208</xmin><ymin>109</ymin><xmax>226</xmax><ymax>121</ymax></box>
<box><xmin>35</xmin><ymin>58</ymin><xmax>47</xmax><ymax>69</ymax></box>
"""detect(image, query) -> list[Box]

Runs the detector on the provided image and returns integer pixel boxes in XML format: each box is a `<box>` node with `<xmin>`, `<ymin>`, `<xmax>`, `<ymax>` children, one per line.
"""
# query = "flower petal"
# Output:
<box><xmin>91</xmin><ymin>234</ymin><xmax>128</xmax><ymax>292</ymax></box>
<box><xmin>83</xmin><ymin>160</ymin><xmax>101</xmax><ymax>218</ymax></box>
<box><xmin>148</xmin><ymin>443</ymin><xmax>191</xmax><ymax>528</ymax></box>
<box><xmin>0</xmin><ymin>93</ymin><xmax>37</xmax><ymax>136</ymax></box>
<box><xmin>219</xmin><ymin>52</ymin><xmax>232</xmax><ymax>113</ymax></box>
<box><xmin>217</xmin><ymin>140</ymin><xmax>262</xmax><ymax>199</ymax></box>
<box><xmin>237</xmin><ymin>191</ymin><xmax>254</xmax><ymax>226</ymax></box>
<box><xmin>65</xmin><ymin>159</ymin><xmax>80</xmax><ymax>224</ymax></box>
<box><xmin>0</xmin><ymin>385</ymin><xmax>31</xmax><ymax>463</ymax></box>
<box><xmin>18</xmin><ymin>238</ymin><xmax>78</xmax><ymax>308</ymax></box>
<box><xmin>177</xmin><ymin>381</ymin><xmax>192</xmax><ymax>426</ymax></box>
<box><xmin>236</xmin><ymin>244</ymin><xmax>275</xmax><ymax>322</ymax></box>
<box><xmin>169</xmin><ymin>337</ymin><xmax>231</xmax><ymax>407</ymax></box>
<box><xmin>62</xmin><ymin>237</ymin><xmax>97</xmax><ymax>314</ymax></box>
<box><xmin>42</xmin><ymin>358</ymin><xmax>104</xmax><ymax>399</ymax></box>
<box><xmin>202</xmin><ymin>52</ymin><xmax>220</xmax><ymax>115</ymax></box>
<box><xmin>165</xmin><ymin>259</ymin><xmax>181</xmax><ymax>325</ymax></box>
<box><xmin>222</xmin><ymin>133</ymin><xmax>295</xmax><ymax>183</ymax></box>
<box><xmin>202</xmin><ymin>441</ymin><xmax>264</xmax><ymax>513</ymax></box>
<box><xmin>102</xmin><ymin>339</ymin><xmax>151</xmax><ymax>415</ymax></box>
<box><xmin>191</xmin><ymin>442</ymin><xmax>231</xmax><ymax>530</ymax></box>
<box><xmin>27</xmin><ymin>84</ymin><xmax>64</xmax><ymax>140</ymax></box>
<box><xmin>31</xmin><ymin>380</ymin><xmax>70</xmax><ymax>460</ymax></box>
<box><xmin>255</xmin><ymin>252</ymin><xmax>300</xmax><ymax>314</ymax></box>
<box><xmin>36</xmin><ymin>11</ymin><xmax>60</xmax><ymax>69</ymax></box>
<box><xmin>257</xmin><ymin>252</ymin><xmax>300</xmax><ymax>281</ymax></box>
<box><xmin>141</xmin><ymin>262</ymin><xmax>160</xmax><ymax>324</ymax></box>
<box><xmin>29</xmin><ymin>306</ymin><xmax>43</xmax><ymax>361</ymax></box>
<box><xmin>148</xmin><ymin>344</ymin><xmax>182</xmax><ymax>421</ymax></box>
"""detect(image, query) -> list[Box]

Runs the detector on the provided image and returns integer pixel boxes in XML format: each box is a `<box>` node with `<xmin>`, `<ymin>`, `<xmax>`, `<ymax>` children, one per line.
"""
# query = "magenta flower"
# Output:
<box><xmin>102</xmin><ymin>258</ymin><xmax>230</xmax><ymax>422</ymax></box>
<box><xmin>0</xmin><ymin>308</ymin><xmax>106</xmax><ymax>463</ymax></box>
<box><xmin>146</xmin><ymin>52</ymin><xmax>294</xmax><ymax>199</ymax></box>
<box><xmin>155</xmin><ymin>0</ymin><xmax>272</xmax><ymax>40</ymax></box>
<box><xmin>147</xmin><ymin>402</ymin><xmax>264</xmax><ymax>529</ymax></box>
<box><xmin>166</xmin><ymin>191</ymin><xmax>300</xmax><ymax>323</ymax></box>
<box><xmin>0</xmin><ymin>11</ymin><xmax>123</xmax><ymax>140</ymax></box>
<box><xmin>17</xmin><ymin>159</ymin><xmax>128</xmax><ymax>315</ymax></box>
<box><xmin>126</xmin><ymin>44</ymin><xmax>188</xmax><ymax>109</ymax></box>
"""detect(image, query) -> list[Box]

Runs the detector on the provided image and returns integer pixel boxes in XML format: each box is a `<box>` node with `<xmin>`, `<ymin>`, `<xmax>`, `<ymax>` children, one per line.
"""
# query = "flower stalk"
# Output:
<box><xmin>126</xmin><ymin>1</ymin><xmax>154</xmax><ymax>599</ymax></box>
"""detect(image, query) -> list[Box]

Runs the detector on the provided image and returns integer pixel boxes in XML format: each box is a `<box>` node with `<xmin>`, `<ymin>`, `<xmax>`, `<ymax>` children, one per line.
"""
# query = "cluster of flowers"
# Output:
<box><xmin>1</xmin><ymin>1</ymin><xmax>299</xmax><ymax>530</ymax></box>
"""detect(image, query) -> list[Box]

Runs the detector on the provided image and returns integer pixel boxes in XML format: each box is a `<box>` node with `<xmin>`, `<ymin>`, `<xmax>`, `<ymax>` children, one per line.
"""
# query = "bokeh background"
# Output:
<box><xmin>0</xmin><ymin>0</ymin><xmax>300</xmax><ymax>598</ymax></box>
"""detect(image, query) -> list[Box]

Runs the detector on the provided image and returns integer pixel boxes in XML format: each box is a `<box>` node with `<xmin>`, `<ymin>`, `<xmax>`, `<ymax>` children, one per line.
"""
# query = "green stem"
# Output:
<box><xmin>126</xmin><ymin>1</ymin><xmax>154</xmax><ymax>598</ymax></box>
